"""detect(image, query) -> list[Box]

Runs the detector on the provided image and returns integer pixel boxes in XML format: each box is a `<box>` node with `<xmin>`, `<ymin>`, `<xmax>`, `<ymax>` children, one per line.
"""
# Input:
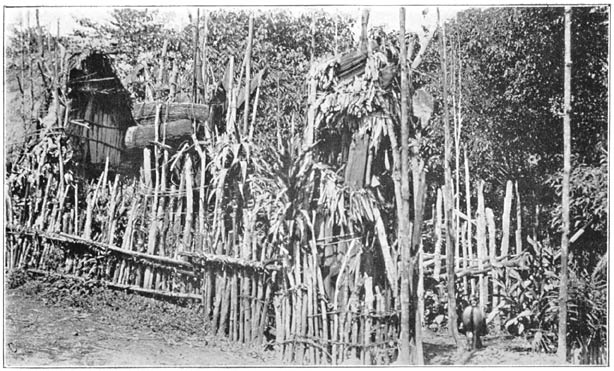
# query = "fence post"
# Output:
<box><xmin>486</xmin><ymin>207</ymin><xmax>499</xmax><ymax>331</ymax></box>
<box><xmin>476</xmin><ymin>180</ymin><xmax>486</xmax><ymax>308</ymax></box>
<box><xmin>501</xmin><ymin>180</ymin><xmax>513</xmax><ymax>285</ymax></box>
<box><xmin>515</xmin><ymin>181</ymin><xmax>522</xmax><ymax>255</ymax></box>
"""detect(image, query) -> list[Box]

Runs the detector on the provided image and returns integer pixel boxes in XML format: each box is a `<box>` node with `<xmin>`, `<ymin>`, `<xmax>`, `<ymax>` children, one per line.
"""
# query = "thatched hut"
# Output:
<box><xmin>66</xmin><ymin>50</ymin><xmax>136</xmax><ymax>172</ymax></box>
<box><xmin>306</xmin><ymin>46</ymin><xmax>399</xmax><ymax>191</ymax></box>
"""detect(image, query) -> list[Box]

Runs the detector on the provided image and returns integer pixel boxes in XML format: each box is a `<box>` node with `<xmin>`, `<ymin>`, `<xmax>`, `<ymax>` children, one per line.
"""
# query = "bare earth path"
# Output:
<box><xmin>423</xmin><ymin>328</ymin><xmax>565</xmax><ymax>366</ymax></box>
<box><xmin>5</xmin><ymin>278</ymin><xmax>566</xmax><ymax>367</ymax></box>
<box><xmin>4</xmin><ymin>288</ymin><xmax>274</xmax><ymax>367</ymax></box>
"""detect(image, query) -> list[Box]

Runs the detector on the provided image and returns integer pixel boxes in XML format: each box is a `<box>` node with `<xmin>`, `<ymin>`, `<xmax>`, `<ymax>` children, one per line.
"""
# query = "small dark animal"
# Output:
<box><xmin>459</xmin><ymin>297</ymin><xmax>487</xmax><ymax>350</ymax></box>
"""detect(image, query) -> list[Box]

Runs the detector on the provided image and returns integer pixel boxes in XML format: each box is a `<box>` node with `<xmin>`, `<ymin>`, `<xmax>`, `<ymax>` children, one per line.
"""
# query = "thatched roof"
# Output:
<box><xmin>310</xmin><ymin>48</ymin><xmax>399</xmax><ymax>134</ymax></box>
<box><xmin>67</xmin><ymin>49</ymin><xmax>135</xmax><ymax>131</ymax></box>
<box><xmin>68</xmin><ymin>49</ymin><xmax>130</xmax><ymax>98</ymax></box>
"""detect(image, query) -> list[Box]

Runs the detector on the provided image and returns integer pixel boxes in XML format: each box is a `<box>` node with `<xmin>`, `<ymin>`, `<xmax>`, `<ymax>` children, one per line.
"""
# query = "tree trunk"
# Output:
<box><xmin>440</xmin><ymin>10</ymin><xmax>460</xmax><ymax>346</ymax></box>
<box><xmin>558</xmin><ymin>5</ymin><xmax>572</xmax><ymax>363</ymax></box>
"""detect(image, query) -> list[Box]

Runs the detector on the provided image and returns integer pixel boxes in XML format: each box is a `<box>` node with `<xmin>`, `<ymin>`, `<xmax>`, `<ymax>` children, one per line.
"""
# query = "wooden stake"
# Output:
<box><xmin>463</xmin><ymin>147</ymin><xmax>472</xmax><ymax>295</ymax></box>
<box><xmin>439</xmin><ymin>8</ymin><xmax>460</xmax><ymax>349</ymax></box>
<box><xmin>192</xmin><ymin>9</ymin><xmax>200</xmax><ymax>103</ymax></box>
<box><xmin>476</xmin><ymin>180</ymin><xmax>487</xmax><ymax>308</ymax></box>
<box><xmin>201</xmin><ymin>11</ymin><xmax>209</xmax><ymax>103</ymax></box>
<box><xmin>434</xmin><ymin>188</ymin><xmax>443</xmax><ymax>279</ymax></box>
<box><xmin>243</xmin><ymin>14</ymin><xmax>254</xmax><ymax>136</ymax></box>
<box><xmin>83</xmin><ymin>158</ymin><xmax>108</xmax><ymax>239</ymax></box>
<box><xmin>182</xmin><ymin>156</ymin><xmax>194</xmax><ymax>252</ymax></box>
<box><xmin>515</xmin><ymin>181</ymin><xmax>522</xmax><ymax>254</ymax></box>
<box><xmin>486</xmin><ymin>207</ymin><xmax>500</xmax><ymax>331</ymax></box>
<box><xmin>501</xmin><ymin>180</ymin><xmax>513</xmax><ymax>260</ymax></box>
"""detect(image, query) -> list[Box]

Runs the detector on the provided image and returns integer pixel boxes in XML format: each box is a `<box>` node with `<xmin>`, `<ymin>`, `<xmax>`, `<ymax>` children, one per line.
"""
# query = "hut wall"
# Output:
<box><xmin>69</xmin><ymin>96</ymin><xmax>127</xmax><ymax>167</ymax></box>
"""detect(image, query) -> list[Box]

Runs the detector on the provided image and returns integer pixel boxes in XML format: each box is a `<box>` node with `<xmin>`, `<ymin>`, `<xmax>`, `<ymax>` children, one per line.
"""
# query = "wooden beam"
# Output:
<box><xmin>132</xmin><ymin>102</ymin><xmax>210</xmax><ymax>126</ymax></box>
<box><xmin>124</xmin><ymin>119</ymin><xmax>193</xmax><ymax>150</ymax></box>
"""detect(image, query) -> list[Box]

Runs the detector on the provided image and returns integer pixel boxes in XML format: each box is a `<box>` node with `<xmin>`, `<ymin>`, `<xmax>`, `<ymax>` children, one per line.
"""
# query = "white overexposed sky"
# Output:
<box><xmin>4</xmin><ymin>5</ymin><xmax>473</xmax><ymax>38</ymax></box>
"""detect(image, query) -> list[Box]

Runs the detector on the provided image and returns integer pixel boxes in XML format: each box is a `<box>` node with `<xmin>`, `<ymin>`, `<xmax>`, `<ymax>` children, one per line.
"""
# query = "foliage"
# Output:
<box><xmin>496</xmin><ymin>237</ymin><xmax>607</xmax><ymax>355</ymax></box>
<box><xmin>424</xmin><ymin>7</ymin><xmax>608</xmax><ymax>222</ymax></box>
<box><xmin>496</xmin><ymin>241</ymin><xmax>559</xmax><ymax>352</ymax></box>
<box><xmin>7</xmin><ymin>268</ymin><xmax>32</xmax><ymax>289</ymax></box>
<box><xmin>72</xmin><ymin>8</ymin><xmax>356</xmax><ymax>138</ymax></box>
<box><xmin>567</xmin><ymin>259</ymin><xmax>607</xmax><ymax>353</ymax></box>
<box><xmin>546</xmin><ymin>148</ymin><xmax>607</xmax><ymax>268</ymax></box>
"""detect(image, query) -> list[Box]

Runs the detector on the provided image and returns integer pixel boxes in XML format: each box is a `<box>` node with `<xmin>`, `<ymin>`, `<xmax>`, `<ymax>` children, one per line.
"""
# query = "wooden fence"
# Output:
<box><xmin>5</xmin><ymin>128</ymin><xmax>277</xmax><ymax>346</ymax></box>
<box><xmin>274</xmin><ymin>239</ymin><xmax>399</xmax><ymax>365</ymax></box>
<box><xmin>423</xmin><ymin>180</ymin><xmax>527</xmax><ymax>328</ymax></box>
<box><xmin>7</xmin><ymin>126</ymin><xmax>598</xmax><ymax>365</ymax></box>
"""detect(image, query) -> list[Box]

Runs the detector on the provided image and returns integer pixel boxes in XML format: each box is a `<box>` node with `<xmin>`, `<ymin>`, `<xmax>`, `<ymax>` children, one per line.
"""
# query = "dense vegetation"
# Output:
<box><xmin>5</xmin><ymin>6</ymin><xmax>608</xmax><ymax>362</ymax></box>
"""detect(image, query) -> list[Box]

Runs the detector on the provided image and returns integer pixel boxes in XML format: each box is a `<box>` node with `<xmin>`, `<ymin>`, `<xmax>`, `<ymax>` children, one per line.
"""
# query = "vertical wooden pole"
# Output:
<box><xmin>157</xmin><ymin>39</ymin><xmax>169</xmax><ymax>86</ymax></box>
<box><xmin>433</xmin><ymin>188</ymin><xmax>443</xmax><ymax>280</ymax></box>
<box><xmin>36</xmin><ymin>9</ymin><xmax>43</xmax><ymax>59</ymax></box>
<box><xmin>193</xmin><ymin>134</ymin><xmax>207</xmax><ymax>251</ymax></box>
<box><xmin>398</xmin><ymin>7</ymin><xmax>414</xmax><ymax>363</ymax></box>
<box><xmin>476</xmin><ymin>180</ymin><xmax>486</xmax><ymax>307</ymax></box>
<box><xmin>558</xmin><ymin>6</ymin><xmax>572</xmax><ymax>361</ymax></box>
<box><xmin>360</xmin><ymin>8</ymin><xmax>369</xmax><ymax>54</ymax></box>
<box><xmin>486</xmin><ymin>207</ymin><xmax>499</xmax><ymax>331</ymax></box>
<box><xmin>83</xmin><ymin>159</ymin><xmax>108</xmax><ymax>239</ymax></box>
<box><xmin>463</xmin><ymin>147</ymin><xmax>471</xmax><ymax>296</ymax></box>
<box><xmin>182</xmin><ymin>156</ymin><xmax>194</xmax><ymax>252</ymax></box>
<box><xmin>515</xmin><ymin>181</ymin><xmax>522</xmax><ymax>254</ymax></box>
<box><xmin>417</xmin><ymin>240</ymin><xmax>425</xmax><ymax>329</ymax></box>
<box><xmin>440</xmin><ymin>9</ymin><xmax>460</xmax><ymax>346</ymax></box>
<box><xmin>364</xmin><ymin>276</ymin><xmax>374</xmax><ymax>365</ymax></box>
<box><xmin>276</xmin><ymin>74</ymin><xmax>282</xmax><ymax>151</ymax></box>
<box><xmin>460</xmin><ymin>221</ymin><xmax>468</xmax><ymax>296</ymax></box>
<box><xmin>192</xmin><ymin>9</ymin><xmax>200</xmax><ymax>103</ymax></box>
<box><xmin>501</xmin><ymin>180</ymin><xmax>513</xmax><ymax>260</ymax></box>
<box><xmin>201</xmin><ymin>11</ymin><xmax>209</xmax><ymax>104</ymax></box>
<box><xmin>225</xmin><ymin>56</ymin><xmax>235</xmax><ymax>136</ymax></box>
<box><xmin>145</xmin><ymin>105</ymin><xmax>162</xmax><ymax>288</ymax></box>
<box><xmin>19</xmin><ymin>17</ymin><xmax>26</xmax><ymax>133</ymax></box>
<box><xmin>243</xmin><ymin>13</ymin><xmax>253</xmax><ymax>136</ymax></box>
<box><xmin>106</xmin><ymin>174</ymin><xmax>120</xmax><ymax>244</ymax></box>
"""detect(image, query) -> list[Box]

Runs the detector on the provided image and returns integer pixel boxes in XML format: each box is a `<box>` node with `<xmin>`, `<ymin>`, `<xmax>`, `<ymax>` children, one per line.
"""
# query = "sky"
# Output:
<box><xmin>4</xmin><ymin>5</ymin><xmax>471</xmax><ymax>37</ymax></box>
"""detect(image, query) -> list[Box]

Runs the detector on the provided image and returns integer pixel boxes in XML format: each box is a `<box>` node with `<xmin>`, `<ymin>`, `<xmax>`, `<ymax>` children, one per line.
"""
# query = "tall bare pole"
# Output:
<box><xmin>201</xmin><ymin>11</ymin><xmax>209</xmax><ymax>104</ymax></box>
<box><xmin>192</xmin><ymin>9</ymin><xmax>200</xmax><ymax>103</ymax></box>
<box><xmin>398</xmin><ymin>7</ymin><xmax>413</xmax><ymax>364</ymax></box>
<box><xmin>243</xmin><ymin>14</ymin><xmax>254</xmax><ymax>136</ymax></box>
<box><xmin>361</xmin><ymin>9</ymin><xmax>370</xmax><ymax>54</ymax></box>
<box><xmin>19</xmin><ymin>17</ymin><xmax>26</xmax><ymax>130</ymax></box>
<box><xmin>440</xmin><ymin>8</ymin><xmax>459</xmax><ymax>345</ymax></box>
<box><xmin>558</xmin><ymin>6</ymin><xmax>572</xmax><ymax>362</ymax></box>
<box><xmin>36</xmin><ymin>9</ymin><xmax>43</xmax><ymax>59</ymax></box>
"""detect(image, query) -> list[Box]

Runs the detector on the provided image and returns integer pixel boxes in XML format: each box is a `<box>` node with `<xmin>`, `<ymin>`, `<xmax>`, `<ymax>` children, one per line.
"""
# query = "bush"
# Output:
<box><xmin>7</xmin><ymin>268</ymin><xmax>31</xmax><ymax>289</ymax></box>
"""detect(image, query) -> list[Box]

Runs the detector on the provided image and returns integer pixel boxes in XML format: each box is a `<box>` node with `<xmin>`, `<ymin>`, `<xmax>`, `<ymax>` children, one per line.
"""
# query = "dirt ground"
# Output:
<box><xmin>4</xmin><ymin>279</ymin><xmax>277</xmax><ymax>367</ymax></box>
<box><xmin>4</xmin><ymin>276</ymin><xmax>566</xmax><ymax>367</ymax></box>
<box><xmin>422</xmin><ymin>329</ymin><xmax>565</xmax><ymax>366</ymax></box>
